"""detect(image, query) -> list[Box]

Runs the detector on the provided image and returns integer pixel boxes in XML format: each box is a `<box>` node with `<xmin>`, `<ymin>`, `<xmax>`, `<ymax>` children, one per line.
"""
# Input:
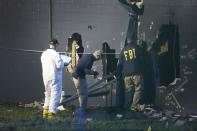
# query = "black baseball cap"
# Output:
<box><xmin>49</xmin><ymin>38</ymin><xmax>59</xmax><ymax>45</ymax></box>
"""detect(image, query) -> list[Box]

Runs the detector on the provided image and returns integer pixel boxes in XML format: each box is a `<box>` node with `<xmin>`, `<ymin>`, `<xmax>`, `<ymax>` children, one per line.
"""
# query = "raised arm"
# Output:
<box><xmin>118</xmin><ymin>0</ymin><xmax>130</xmax><ymax>6</ymax></box>
<box><xmin>118</xmin><ymin>0</ymin><xmax>144</xmax><ymax>15</ymax></box>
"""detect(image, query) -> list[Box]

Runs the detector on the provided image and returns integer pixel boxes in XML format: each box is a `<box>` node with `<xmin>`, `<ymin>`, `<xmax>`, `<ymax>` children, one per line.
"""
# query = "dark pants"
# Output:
<box><xmin>124</xmin><ymin>74</ymin><xmax>142</xmax><ymax>108</ymax></box>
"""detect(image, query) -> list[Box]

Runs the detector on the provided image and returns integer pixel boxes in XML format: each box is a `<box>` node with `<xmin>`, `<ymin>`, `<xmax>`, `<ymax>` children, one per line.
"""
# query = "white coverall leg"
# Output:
<box><xmin>43</xmin><ymin>78</ymin><xmax>62</xmax><ymax>113</ymax></box>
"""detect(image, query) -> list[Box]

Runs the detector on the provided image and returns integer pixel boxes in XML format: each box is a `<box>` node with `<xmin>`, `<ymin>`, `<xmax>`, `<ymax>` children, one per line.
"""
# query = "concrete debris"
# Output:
<box><xmin>188</xmin><ymin>118</ymin><xmax>195</xmax><ymax>122</ymax></box>
<box><xmin>143</xmin><ymin>111</ymin><xmax>153</xmax><ymax>116</ymax></box>
<box><xmin>164</xmin><ymin>110</ymin><xmax>175</xmax><ymax>117</ymax></box>
<box><xmin>86</xmin><ymin>118</ymin><xmax>93</xmax><ymax>121</ymax></box>
<box><xmin>149</xmin><ymin>112</ymin><xmax>162</xmax><ymax>118</ymax></box>
<box><xmin>7</xmin><ymin>109</ymin><xmax>13</xmax><ymax>112</ymax></box>
<box><xmin>159</xmin><ymin>116</ymin><xmax>168</xmax><ymax>122</ymax></box>
<box><xmin>174</xmin><ymin>120</ymin><xmax>187</xmax><ymax>127</ymax></box>
<box><xmin>116</xmin><ymin>114</ymin><xmax>123</xmax><ymax>118</ymax></box>
<box><xmin>18</xmin><ymin>102</ymin><xmax>23</xmax><ymax>107</ymax></box>
<box><xmin>24</xmin><ymin>101</ymin><xmax>43</xmax><ymax>109</ymax></box>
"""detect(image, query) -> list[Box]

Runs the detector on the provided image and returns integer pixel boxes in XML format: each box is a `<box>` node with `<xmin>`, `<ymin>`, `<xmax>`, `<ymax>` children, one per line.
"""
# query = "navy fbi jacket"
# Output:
<box><xmin>72</xmin><ymin>54</ymin><xmax>96</xmax><ymax>79</ymax></box>
<box><xmin>117</xmin><ymin>43</ymin><xmax>143</xmax><ymax>77</ymax></box>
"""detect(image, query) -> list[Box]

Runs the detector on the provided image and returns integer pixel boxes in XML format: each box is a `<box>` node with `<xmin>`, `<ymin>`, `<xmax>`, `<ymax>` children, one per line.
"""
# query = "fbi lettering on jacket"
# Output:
<box><xmin>124</xmin><ymin>49</ymin><xmax>136</xmax><ymax>61</ymax></box>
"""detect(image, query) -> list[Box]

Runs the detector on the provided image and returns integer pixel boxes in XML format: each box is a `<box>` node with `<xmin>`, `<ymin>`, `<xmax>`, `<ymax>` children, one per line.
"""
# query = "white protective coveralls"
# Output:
<box><xmin>41</xmin><ymin>49</ymin><xmax>64</xmax><ymax>113</ymax></box>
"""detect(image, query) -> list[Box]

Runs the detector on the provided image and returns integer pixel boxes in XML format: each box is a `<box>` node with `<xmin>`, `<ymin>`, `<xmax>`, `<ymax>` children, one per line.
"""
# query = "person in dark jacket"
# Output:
<box><xmin>72</xmin><ymin>50</ymin><xmax>102</xmax><ymax>111</ymax></box>
<box><xmin>117</xmin><ymin>36</ymin><xmax>144</xmax><ymax>111</ymax></box>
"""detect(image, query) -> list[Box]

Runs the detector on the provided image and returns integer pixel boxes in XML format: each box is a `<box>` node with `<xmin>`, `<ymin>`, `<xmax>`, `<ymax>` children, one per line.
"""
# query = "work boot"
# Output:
<box><xmin>130</xmin><ymin>104</ymin><xmax>145</xmax><ymax>112</ymax></box>
<box><xmin>130</xmin><ymin>105</ymin><xmax>138</xmax><ymax>111</ymax></box>
<box><xmin>48</xmin><ymin>112</ymin><xmax>55</xmax><ymax>119</ymax></box>
<box><xmin>42</xmin><ymin>109</ymin><xmax>48</xmax><ymax>118</ymax></box>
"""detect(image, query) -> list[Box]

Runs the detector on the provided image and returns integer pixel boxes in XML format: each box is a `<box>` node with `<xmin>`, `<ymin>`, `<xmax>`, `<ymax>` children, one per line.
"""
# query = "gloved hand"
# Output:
<box><xmin>93</xmin><ymin>71</ymin><xmax>99</xmax><ymax>78</ymax></box>
<box><xmin>72</xmin><ymin>72</ymin><xmax>78</xmax><ymax>79</ymax></box>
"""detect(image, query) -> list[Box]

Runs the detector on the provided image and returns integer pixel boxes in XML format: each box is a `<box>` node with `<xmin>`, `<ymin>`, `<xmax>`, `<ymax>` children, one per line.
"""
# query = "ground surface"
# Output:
<box><xmin>0</xmin><ymin>104</ymin><xmax>196</xmax><ymax>131</ymax></box>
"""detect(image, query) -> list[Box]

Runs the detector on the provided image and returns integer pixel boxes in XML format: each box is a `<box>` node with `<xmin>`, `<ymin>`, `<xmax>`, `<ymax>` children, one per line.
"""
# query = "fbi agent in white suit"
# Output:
<box><xmin>41</xmin><ymin>38</ymin><xmax>64</xmax><ymax>118</ymax></box>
